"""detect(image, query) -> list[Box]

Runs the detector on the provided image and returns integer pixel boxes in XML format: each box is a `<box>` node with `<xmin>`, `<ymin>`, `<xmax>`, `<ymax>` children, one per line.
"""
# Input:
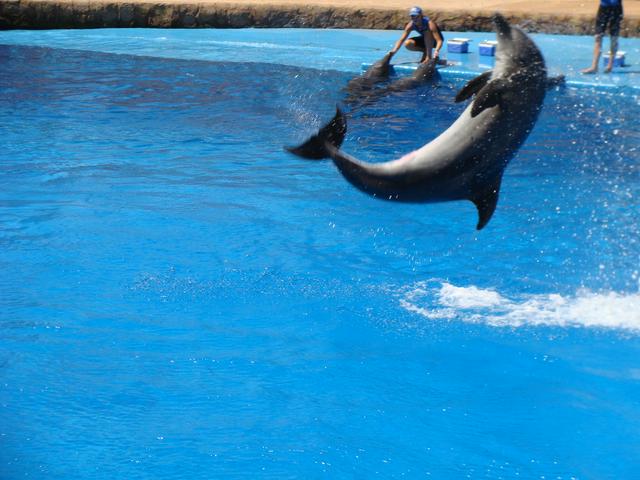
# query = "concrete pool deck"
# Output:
<box><xmin>1</xmin><ymin>0</ymin><xmax>639</xmax><ymax>35</ymax></box>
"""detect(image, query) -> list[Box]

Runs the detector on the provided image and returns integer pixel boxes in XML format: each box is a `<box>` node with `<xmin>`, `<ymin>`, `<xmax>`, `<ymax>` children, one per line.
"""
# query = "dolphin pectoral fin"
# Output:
<box><xmin>285</xmin><ymin>107</ymin><xmax>347</xmax><ymax>160</ymax></box>
<box><xmin>455</xmin><ymin>70</ymin><xmax>492</xmax><ymax>103</ymax></box>
<box><xmin>470</xmin><ymin>177</ymin><xmax>503</xmax><ymax>230</ymax></box>
<box><xmin>546</xmin><ymin>74</ymin><xmax>566</xmax><ymax>89</ymax></box>
<box><xmin>470</xmin><ymin>79</ymin><xmax>508</xmax><ymax>117</ymax></box>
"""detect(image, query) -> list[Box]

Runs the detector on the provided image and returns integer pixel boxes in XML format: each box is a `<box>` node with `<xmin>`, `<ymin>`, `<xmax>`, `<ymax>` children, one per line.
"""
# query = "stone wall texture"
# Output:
<box><xmin>0</xmin><ymin>1</ymin><xmax>639</xmax><ymax>36</ymax></box>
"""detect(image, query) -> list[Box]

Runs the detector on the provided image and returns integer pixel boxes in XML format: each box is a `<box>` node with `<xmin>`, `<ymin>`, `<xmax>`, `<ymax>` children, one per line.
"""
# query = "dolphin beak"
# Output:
<box><xmin>492</xmin><ymin>13</ymin><xmax>511</xmax><ymax>37</ymax></box>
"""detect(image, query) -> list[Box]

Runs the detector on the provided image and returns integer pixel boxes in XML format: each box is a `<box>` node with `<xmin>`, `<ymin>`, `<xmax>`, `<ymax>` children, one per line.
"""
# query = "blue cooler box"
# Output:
<box><xmin>479</xmin><ymin>40</ymin><xmax>497</xmax><ymax>56</ymax></box>
<box><xmin>447</xmin><ymin>38</ymin><xmax>470</xmax><ymax>54</ymax></box>
<box><xmin>603</xmin><ymin>51</ymin><xmax>625</xmax><ymax>67</ymax></box>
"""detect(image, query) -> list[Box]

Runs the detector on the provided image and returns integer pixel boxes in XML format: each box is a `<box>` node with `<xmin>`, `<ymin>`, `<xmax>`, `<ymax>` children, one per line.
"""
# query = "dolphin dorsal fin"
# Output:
<box><xmin>470</xmin><ymin>176</ymin><xmax>503</xmax><ymax>230</ymax></box>
<box><xmin>471</xmin><ymin>79</ymin><xmax>510</xmax><ymax>117</ymax></box>
<box><xmin>455</xmin><ymin>70</ymin><xmax>492</xmax><ymax>103</ymax></box>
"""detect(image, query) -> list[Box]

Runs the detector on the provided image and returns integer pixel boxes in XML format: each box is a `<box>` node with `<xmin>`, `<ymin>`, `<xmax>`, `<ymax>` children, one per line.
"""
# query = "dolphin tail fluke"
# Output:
<box><xmin>470</xmin><ymin>177</ymin><xmax>503</xmax><ymax>230</ymax></box>
<box><xmin>285</xmin><ymin>107</ymin><xmax>347</xmax><ymax>160</ymax></box>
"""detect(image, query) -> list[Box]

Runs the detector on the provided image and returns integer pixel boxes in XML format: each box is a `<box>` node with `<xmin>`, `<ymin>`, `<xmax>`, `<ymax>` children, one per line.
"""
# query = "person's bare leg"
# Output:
<box><xmin>422</xmin><ymin>34</ymin><xmax>434</xmax><ymax>63</ymax></box>
<box><xmin>404</xmin><ymin>39</ymin><xmax>426</xmax><ymax>62</ymax></box>
<box><xmin>582</xmin><ymin>34</ymin><xmax>603</xmax><ymax>74</ymax></box>
<box><xmin>604</xmin><ymin>35</ymin><xmax>618</xmax><ymax>73</ymax></box>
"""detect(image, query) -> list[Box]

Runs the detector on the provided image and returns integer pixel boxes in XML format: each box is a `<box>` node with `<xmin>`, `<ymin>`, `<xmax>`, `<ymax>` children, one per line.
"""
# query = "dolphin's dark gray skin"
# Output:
<box><xmin>346</xmin><ymin>59</ymin><xmax>439</xmax><ymax>109</ymax></box>
<box><xmin>546</xmin><ymin>74</ymin><xmax>566</xmax><ymax>88</ymax></box>
<box><xmin>385</xmin><ymin>59</ymin><xmax>439</xmax><ymax>91</ymax></box>
<box><xmin>286</xmin><ymin>14</ymin><xmax>547</xmax><ymax>230</ymax></box>
<box><xmin>343</xmin><ymin>51</ymin><xmax>394</xmax><ymax>99</ymax></box>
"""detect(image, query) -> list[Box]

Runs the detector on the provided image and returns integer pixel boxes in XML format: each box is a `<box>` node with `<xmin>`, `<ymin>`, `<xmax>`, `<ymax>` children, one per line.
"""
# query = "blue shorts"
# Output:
<box><xmin>595</xmin><ymin>5</ymin><xmax>623</xmax><ymax>36</ymax></box>
<box><xmin>409</xmin><ymin>33</ymin><xmax>445</xmax><ymax>50</ymax></box>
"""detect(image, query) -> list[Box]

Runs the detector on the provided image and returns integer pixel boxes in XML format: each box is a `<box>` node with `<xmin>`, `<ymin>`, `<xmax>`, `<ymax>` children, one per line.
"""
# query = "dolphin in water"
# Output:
<box><xmin>384</xmin><ymin>59</ymin><xmax>439</xmax><ymax>92</ymax></box>
<box><xmin>286</xmin><ymin>14</ymin><xmax>548</xmax><ymax>230</ymax></box>
<box><xmin>343</xmin><ymin>51</ymin><xmax>394</xmax><ymax>99</ymax></box>
<box><xmin>346</xmin><ymin>59</ymin><xmax>440</xmax><ymax>109</ymax></box>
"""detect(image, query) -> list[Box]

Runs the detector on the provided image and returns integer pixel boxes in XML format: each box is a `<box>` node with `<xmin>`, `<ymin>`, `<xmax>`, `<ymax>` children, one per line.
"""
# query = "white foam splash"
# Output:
<box><xmin>399</xmin><ymin>281</ymin><xmax>640</xmax><ymax>332</ymax></box>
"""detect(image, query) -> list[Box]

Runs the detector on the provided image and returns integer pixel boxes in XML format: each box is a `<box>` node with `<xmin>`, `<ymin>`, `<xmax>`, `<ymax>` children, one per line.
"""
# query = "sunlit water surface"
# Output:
<box><xmin>1</xmin><ymin>37</ymin><xmax>639</xmax><ymax>479</ymax></box>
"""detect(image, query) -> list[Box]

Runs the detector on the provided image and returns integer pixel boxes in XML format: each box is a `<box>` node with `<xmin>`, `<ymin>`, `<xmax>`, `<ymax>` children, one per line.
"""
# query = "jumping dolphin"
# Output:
<box><xmin>286</xmin><ymin>14</ymin><xmax>547</xmax><ymax>230</ymax></box>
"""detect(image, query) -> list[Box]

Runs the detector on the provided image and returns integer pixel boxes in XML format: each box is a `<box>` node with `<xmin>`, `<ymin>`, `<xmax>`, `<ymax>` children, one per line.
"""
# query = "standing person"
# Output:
<box><xmin>389</xmin><ymin>6</ymin><xmax>444</xmax><ymax>64</ymax></box>
<box><xmin>582</xmin><ymin>0</ymin><xmax>624</xmax><ymax>74</ymax></box>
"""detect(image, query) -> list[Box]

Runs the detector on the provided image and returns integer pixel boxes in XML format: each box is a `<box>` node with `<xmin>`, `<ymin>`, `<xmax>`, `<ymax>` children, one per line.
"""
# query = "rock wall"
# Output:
<box><xmin>1</xmin><ymin>1</ymin><xmax>638</xmax><ymax>36</ymax></box>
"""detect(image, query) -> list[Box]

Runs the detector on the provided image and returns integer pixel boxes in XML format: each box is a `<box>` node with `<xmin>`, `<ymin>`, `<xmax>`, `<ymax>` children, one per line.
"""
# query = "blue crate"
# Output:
<box><xmin>447</xmin><ymin>39</ymin><xmax>469</xmax><ymax>54</ymax></box>
<box><xmin>602</xmin><ymin>51</ymin><xmax>625</xmax><ymax>67</ymax></box>
<box><xmin>479</xmin><ymin>41</ymin><xmax>497</xmax><ymax>56</ymax></box>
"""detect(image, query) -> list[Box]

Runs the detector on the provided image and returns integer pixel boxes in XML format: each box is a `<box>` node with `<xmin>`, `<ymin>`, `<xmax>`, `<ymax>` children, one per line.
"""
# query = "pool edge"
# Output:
<box><xmin>1</xmin><ymin>1</ymin><xmax>639</xmax><ymax>37</ymax></box>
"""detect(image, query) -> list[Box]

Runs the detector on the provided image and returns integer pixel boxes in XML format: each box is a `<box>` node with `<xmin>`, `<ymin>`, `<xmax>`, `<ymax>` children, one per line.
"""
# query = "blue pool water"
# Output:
<box><xmin>1</xmin><ymin>28</ymin><xmax>639</xmax><ymax>479</ymax></box>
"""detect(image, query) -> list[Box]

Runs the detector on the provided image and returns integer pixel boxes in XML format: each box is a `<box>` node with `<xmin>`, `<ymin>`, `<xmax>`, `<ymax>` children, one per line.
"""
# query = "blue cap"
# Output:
<box><xmin>409</xmin><ymin>6</ymin><xmax>422</xmax><ymax>16</ymax></box>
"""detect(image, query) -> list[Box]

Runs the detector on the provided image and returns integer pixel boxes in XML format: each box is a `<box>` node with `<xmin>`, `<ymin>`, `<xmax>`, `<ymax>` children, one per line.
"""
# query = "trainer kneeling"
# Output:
<box><xmin>389</xmin><ymin>6</ymin><xmax>444</xmax><ymax>64</ymax></box>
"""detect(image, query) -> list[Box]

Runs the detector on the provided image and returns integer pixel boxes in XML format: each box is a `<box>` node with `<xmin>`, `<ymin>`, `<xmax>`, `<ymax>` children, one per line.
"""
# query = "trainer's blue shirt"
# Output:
<box><xmin>600</xmin><ymin>0</ymin><xmax>621</xmax><ymax>6</ymax></box>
